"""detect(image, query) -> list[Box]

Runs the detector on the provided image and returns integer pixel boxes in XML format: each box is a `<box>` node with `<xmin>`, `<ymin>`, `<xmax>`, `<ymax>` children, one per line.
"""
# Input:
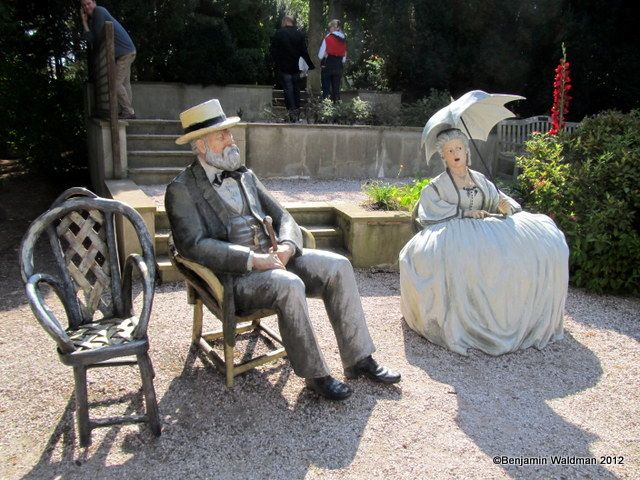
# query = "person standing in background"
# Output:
<box><xmin>270</xmin><ymin>15</ymin><xmax>315</xmax><ymax>123</ymax></box>
<box><xmin>80</xmin><ymin>0</ymin><xmax>137</xmax><ymax>119</ymax></box>
<box><xmin>318</xmin><ymin>19</ymin><xmax>347</xmax><ymax>102</ymax></box>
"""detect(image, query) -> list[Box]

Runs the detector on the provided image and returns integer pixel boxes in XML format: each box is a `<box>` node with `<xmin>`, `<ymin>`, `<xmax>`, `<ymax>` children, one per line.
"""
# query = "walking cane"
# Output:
<box><xmin>262</xmin><ymin>216</ymin><xmax>279</xmax><ymax>250</ymax></box>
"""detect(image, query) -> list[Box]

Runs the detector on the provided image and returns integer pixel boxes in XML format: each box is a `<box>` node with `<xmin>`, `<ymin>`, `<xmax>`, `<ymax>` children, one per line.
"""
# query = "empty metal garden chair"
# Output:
<box><xmin>19</xmin><ymin>187</ymin><xmax>161</xmax><ymax>446</ymax></box>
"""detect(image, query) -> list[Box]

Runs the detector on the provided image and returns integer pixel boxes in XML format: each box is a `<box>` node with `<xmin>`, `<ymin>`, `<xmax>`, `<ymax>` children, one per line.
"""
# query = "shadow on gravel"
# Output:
<box><xmin>401</xmin><ymin>322</ymin><xmax>611</xmax><ymax>478</ymax></box>
<box><xmin>22</xmin><ymin>348</ymin><xmax>401</xmax><ymax>479</ymax></box>
<box><xmin>565</xmin><ymin>289</ymin><xmax>640</xmax><ymax>342</ymax></box>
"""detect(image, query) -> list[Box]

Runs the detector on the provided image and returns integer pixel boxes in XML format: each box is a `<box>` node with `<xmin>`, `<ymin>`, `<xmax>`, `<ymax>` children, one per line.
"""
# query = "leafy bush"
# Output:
<box><xmin>312</xmin><ymin>97</ymin><xmax>374</xmax><ymax>125</ymax></box>
<box><xmin>1</xmin><ymin>68</ymin><xmax>88</xmax><ymax>181</ymax></box>
<box><xmin>517</xmin><ymin>110</ymin><xmax>640</xmax><ymax>295</ymax></box>
<box><xmin>346</xmin><ymin>54</ymin><xmax>389</xmax><ymax>92</ymax></box>
<box><xmin>363</xmin><ymin>178</ymin><xmax>431</xmax><ymax>211</ymax></box>
<box><xmin>399</xmin><ymin>89</ymin><xmax>451</xmax><ymax>127</ymax></box>
<box><xmin>310</xmin><ymin>89</ymin><xmax>449</xmax><ymax>127</ymax></box>
<box><xmin>516</xmin><ymin>132</ymin><xmax>572</xmax><ymax>220</ymax></box>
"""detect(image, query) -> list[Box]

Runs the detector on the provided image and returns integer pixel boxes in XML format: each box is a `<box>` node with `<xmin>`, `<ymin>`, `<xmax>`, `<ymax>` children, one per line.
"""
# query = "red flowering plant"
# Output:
<box><xmin>548</xmin><ymin>43</ymin><xmax>572</xmax><ymax>135</ymax></box>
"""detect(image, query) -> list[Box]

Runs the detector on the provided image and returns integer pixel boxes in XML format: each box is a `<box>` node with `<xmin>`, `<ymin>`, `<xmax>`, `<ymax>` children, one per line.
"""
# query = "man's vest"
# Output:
<box><xmin>219</xmin><ymin>182</ymin><xmax>271</xmax><ymax>253</ymax></box>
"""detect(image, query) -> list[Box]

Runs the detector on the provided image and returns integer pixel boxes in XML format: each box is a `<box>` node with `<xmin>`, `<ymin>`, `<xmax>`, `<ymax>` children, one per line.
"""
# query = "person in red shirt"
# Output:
<box><xmin>318</xmin><ymin>19</ymin><xmax>347</xmax><ymax>102</ymax></box>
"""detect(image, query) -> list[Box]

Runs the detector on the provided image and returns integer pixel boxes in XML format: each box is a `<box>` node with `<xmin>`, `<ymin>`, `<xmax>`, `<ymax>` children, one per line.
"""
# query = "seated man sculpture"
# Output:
<box><xmin>165</xmin><ymin>99</ymin><xmax>400</xmax><ymax>400</ymax></box>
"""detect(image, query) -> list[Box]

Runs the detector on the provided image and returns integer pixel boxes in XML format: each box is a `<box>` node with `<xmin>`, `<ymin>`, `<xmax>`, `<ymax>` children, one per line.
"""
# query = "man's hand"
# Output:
<box><xmin>80</xmin><ymin>8</ymin><xmax>89</xmax><ymax>29</ymax></box>
<box><xmin>273</xmin><ymin>243</ymin><xmax>295</xmax><ymax>267</ymax></box>
<box><xmin>252</xmin><ymin>252</ymin><xmax>285</xmax><ymax>271</ymax></box>
<box><xmin>464</xmin><ymin>210</ymin><xmax>491</xmax><ymax>219</ymax></box>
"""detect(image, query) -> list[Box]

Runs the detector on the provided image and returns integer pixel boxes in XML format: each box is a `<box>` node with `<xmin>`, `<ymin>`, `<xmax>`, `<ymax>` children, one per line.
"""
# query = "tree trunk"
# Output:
<box><xmin>307</xmin><ymin>0</ymin><xmax>324</xmax><ymax>95</ymax></box>
<box><xmin>330</xmin><ymin>0</ymin><xmax>344</xmax><ymax>20</ymax></box>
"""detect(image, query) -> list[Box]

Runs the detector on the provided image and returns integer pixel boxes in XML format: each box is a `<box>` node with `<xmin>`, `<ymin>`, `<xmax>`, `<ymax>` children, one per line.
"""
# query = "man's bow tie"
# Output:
<box><xmin>212</xmin><ymin>166</ymin><xmax>248</xmax><ymax>186</ymax></box>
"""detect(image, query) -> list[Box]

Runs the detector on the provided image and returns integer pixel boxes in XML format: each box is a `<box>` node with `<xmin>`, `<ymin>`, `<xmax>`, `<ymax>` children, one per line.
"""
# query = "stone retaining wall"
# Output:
<box><xmin>130</xmin><ymin>82</ymin><xmax>403</xmax><ymax>122</ymax></box>
<box><xmin>244</xmin><ymin>123</ymin><xmax>496</xmax><ymax>179</ymax></box>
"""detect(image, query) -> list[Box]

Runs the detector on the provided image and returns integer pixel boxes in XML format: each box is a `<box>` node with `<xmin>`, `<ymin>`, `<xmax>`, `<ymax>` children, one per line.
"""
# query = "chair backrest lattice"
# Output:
<box><xmin>54</xmin><ymin>208</ymin><xmax>115</xmax><ymax>323</ymax></box>
<box><xmin>21</xmin><ymin>194</ymin><xmax>158</xmax><ymax>331</ymax></box>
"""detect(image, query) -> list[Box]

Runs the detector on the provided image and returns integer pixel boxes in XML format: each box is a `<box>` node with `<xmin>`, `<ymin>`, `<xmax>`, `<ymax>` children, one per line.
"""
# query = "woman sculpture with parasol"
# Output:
<box><xmin>399</xmin><ymin>91</ymin><xmax>569</xmax><ymax>355</ymax></box>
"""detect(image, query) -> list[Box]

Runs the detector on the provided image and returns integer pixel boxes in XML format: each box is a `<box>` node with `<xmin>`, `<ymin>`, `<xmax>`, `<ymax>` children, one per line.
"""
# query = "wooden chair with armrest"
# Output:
<box><xmin>167</xmin><ymin>228</ymin><xmax>317</xmax><ymax>387</ymax></box>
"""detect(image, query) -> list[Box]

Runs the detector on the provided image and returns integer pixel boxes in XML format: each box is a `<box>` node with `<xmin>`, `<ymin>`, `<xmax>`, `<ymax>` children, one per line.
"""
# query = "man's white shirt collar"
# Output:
<box><xmin>198</xmin><ymin>157</ymin><xmax>223</xmax><ymax>184</ymax></box>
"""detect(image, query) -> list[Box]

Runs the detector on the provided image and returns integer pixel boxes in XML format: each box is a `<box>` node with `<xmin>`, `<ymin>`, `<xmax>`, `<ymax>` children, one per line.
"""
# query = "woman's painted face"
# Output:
<box><xmin>442</xmin><ymin>139</ymin><xmax>467</xmax><ymax>170</ymax></box>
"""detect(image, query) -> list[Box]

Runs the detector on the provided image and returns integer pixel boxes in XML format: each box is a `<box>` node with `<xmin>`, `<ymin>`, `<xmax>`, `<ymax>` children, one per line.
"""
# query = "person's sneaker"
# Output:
<box><xmin>119</xmin><ymin>112</ymin><xmax>137</xmax><ymax>119</ymax></box>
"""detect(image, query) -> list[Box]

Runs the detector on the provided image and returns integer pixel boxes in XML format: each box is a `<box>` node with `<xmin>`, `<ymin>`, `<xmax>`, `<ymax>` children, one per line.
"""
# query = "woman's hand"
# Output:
<box><xmin>465</xmin><ymin>210</ymin><xmax>491</xmax><ymax>219</ymax></box>
<box><xmin>497</xmin><ymin>198</ymin><xmax>511</xmax><ymax>215</ymax></box>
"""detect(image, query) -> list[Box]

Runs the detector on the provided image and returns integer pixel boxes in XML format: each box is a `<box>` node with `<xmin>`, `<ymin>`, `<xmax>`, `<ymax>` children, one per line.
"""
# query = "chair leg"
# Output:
<box><xmin>138</xmin><ymin>353</ymin><xmax>161</xmax><ymax>437</ymax></box>
<box><xmin>224</xmin><ymin>342</ymin><xmax>235</xmax><ymax>388</ymax></box>
<box><xmin>193</xmin><ymin>298</ymin><xmax>204</xmax><ymax>343</ymax></box>
<box><xmin>73</xmin><ymin>366</ymin><xmax>91</xmax><ymax>447</ymax></box>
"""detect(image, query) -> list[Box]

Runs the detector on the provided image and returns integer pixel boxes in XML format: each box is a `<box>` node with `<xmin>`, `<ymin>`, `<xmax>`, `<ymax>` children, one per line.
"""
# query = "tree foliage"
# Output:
<box><xmin>341</xmin><ymin>0</ymin><xmax>640</xmax><ymax>118</ymax></box>
<box><xmin>0</xmin><ymin>0</ymin><xmax>87</xmax><ymax>180</ymax></box>
<box><xmin>1</xmin><ymin>0</ymin><xmax>639</xmax><ymax>176</ymax></box>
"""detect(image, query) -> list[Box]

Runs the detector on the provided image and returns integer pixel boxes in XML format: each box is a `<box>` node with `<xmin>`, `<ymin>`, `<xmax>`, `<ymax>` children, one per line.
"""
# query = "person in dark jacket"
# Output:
<box><xmin>270</xmin><ymin>15</ymin><xmax>315</xmax><ymax>122</ymax></box>
<box><xmin>80</xmin><ymin>0</ymin><xmax>137</xmax><ymax>119</ymax></box>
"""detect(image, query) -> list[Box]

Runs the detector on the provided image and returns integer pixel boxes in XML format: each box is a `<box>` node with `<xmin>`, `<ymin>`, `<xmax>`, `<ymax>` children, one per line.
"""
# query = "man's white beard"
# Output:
<box><xmin>203</xmin><ymin>144</ymin><xmax>242</xmax><ymax>171</ymax></box>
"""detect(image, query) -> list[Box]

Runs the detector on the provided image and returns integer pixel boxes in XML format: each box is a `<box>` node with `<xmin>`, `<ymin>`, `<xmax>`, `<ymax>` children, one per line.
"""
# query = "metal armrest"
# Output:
<box><xmin>122</xmin><ymin>253</ymin><xmax>155</xmax><ymax>339</ymax></box>
<box><xmin>25</xmin><ymin>273</ymin><xmax>75</xmax><ymax>353</ymax></box>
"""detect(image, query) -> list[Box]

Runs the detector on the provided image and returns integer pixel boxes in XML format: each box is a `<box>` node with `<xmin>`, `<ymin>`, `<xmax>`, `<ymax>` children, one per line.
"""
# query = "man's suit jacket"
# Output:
<box><xmin>165</xmin><ymin>160</ymin><xmax>303</xmax><ymax>275</ymax></box>
<box><xmin>270</xmin><ymin>26</ymin><xmax>315</xmax><ymax>74</ymax></box>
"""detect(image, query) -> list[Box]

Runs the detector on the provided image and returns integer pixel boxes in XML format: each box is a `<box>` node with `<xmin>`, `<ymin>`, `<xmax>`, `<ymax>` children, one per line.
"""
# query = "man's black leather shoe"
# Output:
<box><xmin>305</xmin><ymin>375</ymin><xmax>352</xmax><ymax>400</ymax></box>
<box><xmin>344</xmin><ymin>356</ymin><xmax>401</xmax><ymax>384</ymax></box>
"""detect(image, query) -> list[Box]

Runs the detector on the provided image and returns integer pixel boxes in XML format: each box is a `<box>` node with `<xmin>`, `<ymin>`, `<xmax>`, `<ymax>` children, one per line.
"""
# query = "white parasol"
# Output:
<box><xmin>421</xmin><ymin>90</ymin><xmax>525</xmax><ymax>164</ymax></box>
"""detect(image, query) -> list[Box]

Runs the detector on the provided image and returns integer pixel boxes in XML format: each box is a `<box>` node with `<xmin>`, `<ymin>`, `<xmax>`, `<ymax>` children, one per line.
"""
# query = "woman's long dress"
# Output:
<box><xmin>399</xmin><ymin>169</ymin><xmax>569</xmax><ymax>355</ymax></box>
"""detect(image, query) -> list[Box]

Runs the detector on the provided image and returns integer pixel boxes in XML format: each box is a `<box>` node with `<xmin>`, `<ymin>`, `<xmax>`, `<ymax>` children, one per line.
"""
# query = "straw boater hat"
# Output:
<box><xmin>175</xmin><ymin>99</ymin><xmax>240</xmax><ymax>145</ymax></box>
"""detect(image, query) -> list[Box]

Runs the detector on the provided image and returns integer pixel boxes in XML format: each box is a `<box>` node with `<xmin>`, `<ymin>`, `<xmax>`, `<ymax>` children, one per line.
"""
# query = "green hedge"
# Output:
<box><xmin>517</xmin><ymin>110</ymin><xmax>640</xmax><ymax>295</ymax></box>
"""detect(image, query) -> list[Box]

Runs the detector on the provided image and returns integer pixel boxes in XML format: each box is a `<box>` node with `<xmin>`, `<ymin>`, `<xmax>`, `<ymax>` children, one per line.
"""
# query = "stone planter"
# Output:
<box><xmin>333</xmin><ymin>203</ymin><xmax>413</xmax><ymax>268</ymax></box>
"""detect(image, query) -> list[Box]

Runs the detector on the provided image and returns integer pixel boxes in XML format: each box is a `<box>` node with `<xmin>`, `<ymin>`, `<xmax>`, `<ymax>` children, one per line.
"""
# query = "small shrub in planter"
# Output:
<box><xmin>363</xmin><ymin>178</ymin><xmax>431</xmax><ymax>211</ymax></box>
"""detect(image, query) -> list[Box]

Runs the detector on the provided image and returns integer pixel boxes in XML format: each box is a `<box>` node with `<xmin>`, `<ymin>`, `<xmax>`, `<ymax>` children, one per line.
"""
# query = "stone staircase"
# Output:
<box><xmin>124</xmin><ymin>118</ymin><xmax>348</xmax><ymax>283</ymax></box>
<box><xmin>126</xmin><ymin>119</ymin><xmax>188</xmax><ymax>185</ymax></box>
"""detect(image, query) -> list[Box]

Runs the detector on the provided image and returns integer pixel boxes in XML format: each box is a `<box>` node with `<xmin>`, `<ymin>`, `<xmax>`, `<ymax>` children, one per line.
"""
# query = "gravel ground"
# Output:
<box><xmin>140</xmin><ymin>177</ymin><xmax>414</xmax><ymax>207</ymax></box>
<box><xmin>1</xmin><ymin>176</ymin><xmax>639</xmax><ymax>479</ymax></box>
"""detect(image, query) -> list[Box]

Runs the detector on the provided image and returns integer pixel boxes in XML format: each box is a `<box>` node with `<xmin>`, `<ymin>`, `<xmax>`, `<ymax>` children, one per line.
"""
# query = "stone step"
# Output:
<box><xmin>285</xmin><ymin>203</ymin><xmax>336</xmax><ymax>225</ymax></box>
<box><xmin>128</xmin><ymin>150</ymin><xmax>193</xmax><ymax>169</ymax></box>
<box><xmin>129</xmin><ymin>167</ymin><xmax>183</xmax><ymax>185</ymax></box>
<box><xmin>126</xmin><ymin>119</ymin><xmax>182</xmax><ymax>135</ymax></box>
<box><xmin>157</xmin><ymin>255</ymin><xmax>183</xmax><ymax>283</ymax></box>
<box><xmin>306</xmin><ymin>225</ymin><xmax>343</xmax><ymax>250</ymax></box>
<box><xmin>127</xmin><ymin>134</ymin><xmax>189</xmax><ymax>151</ymax></box>
<box><xmin>155</xmin><ymin>228</ymin><xmax>170</xmax><ymax>256</ymax></box>
<box><xmin>155</xmin><ymin>206</ymin><xmax>170</xmax><ymax>230</ymax></box>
